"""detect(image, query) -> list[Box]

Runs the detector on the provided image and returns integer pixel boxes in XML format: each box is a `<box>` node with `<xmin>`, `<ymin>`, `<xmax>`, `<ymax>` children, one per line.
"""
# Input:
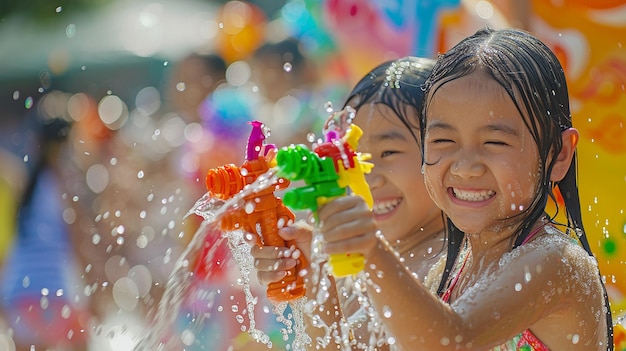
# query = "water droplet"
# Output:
<box><xmin>514</xmin><ymin>283</ymin><xmax>522</xmax><ymax>291</ymax></box>
<box><xmin>283</xmin><ymin>62</ymin><xmax>292</xmax><ymax>72</ymax></box>
<box><xmin>112</xmin><ymin>277</ymin><xmax>139</xmax><ymax>311</ymax></box>
<box><xmin>382</xmin><ymin>305</ymin><xmax>392</xmax><ymax>318</ymax></box>
<box><xmin>244</xmin><ymin>201</ymin><xmax>256</xmax><ymax>214</ymax></box>
<box><xmin>40</xmin><ymin>296</ymin><xmax>49</xmax><ymax>309</ymax></box>
<box><xmin>324</xmin><ymin>101</ymin><xmax>333</xmax><ymax>113</ymax></box>
<box><xmin>61</xmin><ymin>305</ymin><xmax>71</xmax><ymax>319</ymax></box>
<box><xmin>136</xmin><ymin>235</ymin><xmax>148</xmax><ymax>248</ymax></box>
<box><xmin>25</xmin><ymin>96</ymin><xmax>33</xmax><ymax>109</ymax></box>
<box><xmin>22</xmin><ymin>276</ymin><xmax>30</xmax><ymax>288</ymax></box>
<box><xmin>56</xmin><ymin>6</ymin><xmax>62</xmax><ymax>13</ymax></box>
<box><xmin>66</xmin><ymin>24</ymin><xmax>76</xmax><ymax>38</ymax></box>
<box><xmin>137</xmin><ymin>170</ymin><xmax>144</xmax><ymax>179</ymax></box>
<box><xmin>181</xmin><ymin>329</ymin><xmax>196</xmax><ymax>345</ymax></box>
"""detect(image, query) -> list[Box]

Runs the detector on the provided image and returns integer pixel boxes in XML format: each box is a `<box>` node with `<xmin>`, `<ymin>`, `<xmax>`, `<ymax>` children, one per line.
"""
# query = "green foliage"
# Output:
<box><xmin>1</xmin><ymin>0</ymin><xmax>116</xmax><ymax>22</ymax></box>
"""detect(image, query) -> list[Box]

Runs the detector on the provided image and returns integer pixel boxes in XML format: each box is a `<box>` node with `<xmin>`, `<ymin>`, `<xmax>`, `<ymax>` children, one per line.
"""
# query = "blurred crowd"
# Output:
<box><xmin>0</xmin><ymin>0</ymin><xmax>624</xmax><ymax>350</ymax></box>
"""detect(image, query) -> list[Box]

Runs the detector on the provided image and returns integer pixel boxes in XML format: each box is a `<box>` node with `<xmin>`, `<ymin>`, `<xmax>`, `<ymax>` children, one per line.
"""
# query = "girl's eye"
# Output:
<box><xmin>381</xmin><ymin>150</ymin><xmax>399</xmax><ymax>158</ymax></box>
<box><xmin>485</xmin><ymin>140</ymin><xmax>510</xmax><ymax>146</ymax></box>
<box><xmin>429</xmin><ymin>138</ymin><xmax>454</xmax><ymax>144</ymax></box>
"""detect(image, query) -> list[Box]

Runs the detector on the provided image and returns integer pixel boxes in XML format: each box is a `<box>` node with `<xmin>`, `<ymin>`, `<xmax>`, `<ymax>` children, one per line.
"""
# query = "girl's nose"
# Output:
<box><xmin>365</xmin><ymin>169</ymin><xmax>384</xmax><ymax>189</ymax></box>
<box><xmin>450</xmin><ymin>153</ymin><xmax>486</xmax><ymax>178</ymax></box>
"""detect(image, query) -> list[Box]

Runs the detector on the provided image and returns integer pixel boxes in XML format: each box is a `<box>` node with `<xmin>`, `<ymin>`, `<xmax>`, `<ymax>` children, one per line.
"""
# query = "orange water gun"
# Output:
<box><xmin>203</xmin><ymin>121</ymin><xmax>307</xmax><ymax>303</ymax></box>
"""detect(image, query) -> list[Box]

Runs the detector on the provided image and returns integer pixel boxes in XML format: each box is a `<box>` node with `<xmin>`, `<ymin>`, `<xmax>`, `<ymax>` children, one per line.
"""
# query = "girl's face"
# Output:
<box><xmin>358</xmin><ymin>104</ymin><xmax>443</xmax><ymax>243</ymax></box>
<box><xmin>423</xmin><ymin>72</ymin><xmax>540</xmax><ymax>235</ymax></box>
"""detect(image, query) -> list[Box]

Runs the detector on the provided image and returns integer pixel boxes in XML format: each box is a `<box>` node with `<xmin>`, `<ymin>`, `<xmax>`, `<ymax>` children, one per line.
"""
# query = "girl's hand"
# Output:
<box><xmin>317</xmin><ymin>195</ymin><xmax>379</xmax><ymax>259</ymax></box>
<box><xmin>250</xmin><ymin>220</ymin><xmax>313</xmax><ymax>287</ymax></box>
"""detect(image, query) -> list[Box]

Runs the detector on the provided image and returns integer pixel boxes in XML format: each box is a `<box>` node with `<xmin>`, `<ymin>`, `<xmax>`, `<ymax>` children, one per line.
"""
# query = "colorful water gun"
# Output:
<box><xmin>202</xmin><ymin>120</ymin><xmax>307</xmax><ymax>303</ymax></box>
<box><xmin>276</xmin><ymin>115</ymin><xmax>373</xmax><ymax>277</ymax></box>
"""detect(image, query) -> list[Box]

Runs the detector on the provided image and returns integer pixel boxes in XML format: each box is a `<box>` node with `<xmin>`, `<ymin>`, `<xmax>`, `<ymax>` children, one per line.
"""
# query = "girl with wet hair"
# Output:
<box><xmin>310</xmin><ymin>27</ymin><xmax>613</xmax><ymax>350</ymax></box>
<box><xmin>251</xmin><ymin>56</ymin><xmax>447</xmax><ymax>350</ymax></box>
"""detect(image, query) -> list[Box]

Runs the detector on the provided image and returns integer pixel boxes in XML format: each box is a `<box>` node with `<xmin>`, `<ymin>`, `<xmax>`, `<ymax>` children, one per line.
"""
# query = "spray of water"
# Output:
<box><xmin>135</xmin><ymin>167</ymin><xmax>312</xmax><ymax>350</ymax></box>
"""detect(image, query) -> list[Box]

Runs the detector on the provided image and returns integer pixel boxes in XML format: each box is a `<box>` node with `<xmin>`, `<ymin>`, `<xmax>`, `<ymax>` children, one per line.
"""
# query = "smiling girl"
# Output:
<box><xmin>313</xmin><ymin>28</ymin><xmax>613</xmax><ymax>350</ymax></box>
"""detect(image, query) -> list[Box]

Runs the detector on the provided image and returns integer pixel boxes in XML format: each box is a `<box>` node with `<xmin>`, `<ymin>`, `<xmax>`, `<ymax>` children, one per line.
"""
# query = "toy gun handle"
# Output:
<box><xmin>205</xmin><ymin>158</ymin><xmax>307</xmax><ymax>302</ymax></box>
<box><xmin>277</xmin><ymin>143</ymin><xmax>371</xmax><ymax>277</ymax></box>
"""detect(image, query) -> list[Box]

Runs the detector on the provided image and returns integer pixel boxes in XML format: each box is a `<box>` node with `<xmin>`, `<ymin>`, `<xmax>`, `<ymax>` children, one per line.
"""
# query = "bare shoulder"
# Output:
<box><xmin>520</xmin><ymin>227</ymin><xmax>600</xmax><ymax>278</ymax></box>
<box><xmin>503</xmin><ymin>227</ymin><xmax>603</xmax><ymax>295</ymax></box>
<box><xmin>508</xmin><ymin>227</ymin><xmax>609</xmax><ymax>350</ymax></box>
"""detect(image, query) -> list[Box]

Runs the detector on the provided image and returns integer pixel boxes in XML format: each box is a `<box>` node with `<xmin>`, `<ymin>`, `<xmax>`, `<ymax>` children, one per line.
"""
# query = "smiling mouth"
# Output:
<box><xmin>373</xmin><ymin>198</ymin><xmax>402</xmax><ymax>215</ymax></box>
<box><xmin>452</xmin><ymin>188</ymin><xmax>495</xmax><ymax>201</ymax></box>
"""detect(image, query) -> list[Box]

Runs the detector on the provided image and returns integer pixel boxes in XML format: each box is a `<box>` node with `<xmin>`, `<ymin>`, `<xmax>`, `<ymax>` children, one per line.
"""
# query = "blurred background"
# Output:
<box><xmin>0</xmin><ymin>0</ymin><xmax>624</xmax><ymax>350</ymax></box>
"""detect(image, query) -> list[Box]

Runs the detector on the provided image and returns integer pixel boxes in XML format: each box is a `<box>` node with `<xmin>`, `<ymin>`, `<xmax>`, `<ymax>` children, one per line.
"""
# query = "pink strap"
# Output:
<box><xmin>521</xmin><ymin>221</ymin><xmax>549</xmax><ymax>246</ymax></box>
<box><xmin>441</xmin><ymin>251</ymin><xmax>470</xmax><ymax>303</ymax></box>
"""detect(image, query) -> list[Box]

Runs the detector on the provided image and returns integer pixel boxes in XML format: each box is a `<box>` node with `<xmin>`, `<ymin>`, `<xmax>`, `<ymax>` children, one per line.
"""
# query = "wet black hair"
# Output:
<box><xmin>343</xmin><ymin>56</ymin><xmax>436</xmax><ymax>145</ymax></box>
<box><xmin>421</xmin><ymin>27</ymin><xmax>613</xmax><ymax>348</ymax></box>
<box><xmin>195</xmin><ymin>53</ymin><xmax>227</xmax><ymax>78</ymax></box>
<box><xmin>342</xmin><ymin>56</ymin><xmax>453</xmax><ymax>273</ymax></box>
<box><xmin>18</xmin><ymin>117</ymin><xmax>71</xmax><ymax>214</ymax></box>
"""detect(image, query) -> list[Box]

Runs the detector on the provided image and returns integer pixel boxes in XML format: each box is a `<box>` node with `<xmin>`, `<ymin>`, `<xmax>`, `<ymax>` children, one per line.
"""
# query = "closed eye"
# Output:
<box><xmin>381</xmin><ymin>150</ymin><xmax>401</xmax><ymax>158</ymax></box>
<box><xmin>485</xmin><ymin>140</ymin><xmax>511</xmax><ymax>146</ymax></box>
<box><xmin>429</xmin><ymin>138</ymin><xmax>454</xmax><ymax>144</ymax></box>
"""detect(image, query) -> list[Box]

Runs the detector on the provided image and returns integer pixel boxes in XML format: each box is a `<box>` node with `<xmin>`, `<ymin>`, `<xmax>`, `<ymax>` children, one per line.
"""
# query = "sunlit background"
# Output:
<box><xmin>0</xmin><ymin>0</ymin><xmax>624</xmax><ymax>350</ymax></box>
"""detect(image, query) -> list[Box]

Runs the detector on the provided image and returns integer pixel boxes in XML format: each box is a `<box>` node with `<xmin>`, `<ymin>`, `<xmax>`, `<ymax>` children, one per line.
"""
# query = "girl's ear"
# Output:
<box><xmin>550</xmin><ymin>128</ymin><xmax>579</xmax><ymax>182</ymax></box>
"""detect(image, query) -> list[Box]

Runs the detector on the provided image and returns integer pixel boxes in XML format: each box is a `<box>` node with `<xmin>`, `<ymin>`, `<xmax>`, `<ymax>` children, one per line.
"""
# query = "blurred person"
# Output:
<box><xmin>0</xmin><ymin>115</ymin><xmax>92</xmax><ymax>351</ymax></box>
<box><xmin>165</xmin><ymin>53</ymin><xmax>228</xmax><ymax>125</ymax></box>
<box><xmin>247</xmin><ymin>36</ymin><xmax>330</xmax><ymax>147</ymax></box>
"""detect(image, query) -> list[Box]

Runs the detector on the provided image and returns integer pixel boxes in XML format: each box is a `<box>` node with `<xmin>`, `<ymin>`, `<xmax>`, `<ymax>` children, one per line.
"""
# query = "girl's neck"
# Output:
<box><xmin>465</xmin><ymin>217</ymin><xmax>549</xmax><ymax>260</ymax></box>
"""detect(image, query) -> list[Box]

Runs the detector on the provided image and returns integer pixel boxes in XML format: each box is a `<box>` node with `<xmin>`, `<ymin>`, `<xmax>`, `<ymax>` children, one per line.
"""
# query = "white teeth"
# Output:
<box><xmin>452</xmin><ymin>188</ymin><xmax>495</xmax><ymax>201</ymax></box>
<box><xmin>373</xmin><ymin>199</ymin><xmax>401</xmax><ymax>215</ymax></box>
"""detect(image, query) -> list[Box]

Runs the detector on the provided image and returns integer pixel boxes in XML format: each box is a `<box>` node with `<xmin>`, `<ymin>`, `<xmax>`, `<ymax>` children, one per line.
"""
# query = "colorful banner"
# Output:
<box><xmin>530</xmin><ymin>0</ymin><xmax>626</xmax><ymax>317</ymax></box>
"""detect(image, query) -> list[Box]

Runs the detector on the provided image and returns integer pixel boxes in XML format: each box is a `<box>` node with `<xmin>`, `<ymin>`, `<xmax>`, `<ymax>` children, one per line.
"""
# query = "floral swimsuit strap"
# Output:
<box><xmin>517</xmin><ymin>329</ymin><xmax>550</xmax><ymax>351</ymax></box>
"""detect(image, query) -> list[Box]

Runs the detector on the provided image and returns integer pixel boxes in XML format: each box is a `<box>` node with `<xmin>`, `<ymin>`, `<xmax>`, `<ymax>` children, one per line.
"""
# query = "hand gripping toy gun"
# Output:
<box><xmin>276</xmin><ymin>117</ymin><xmax>373</xmax><ymax>277</ymax></box>
<box><xmin>203</xmin><ymin>120</ymin><xmax>307</xmax><ymax>303</ymax></box>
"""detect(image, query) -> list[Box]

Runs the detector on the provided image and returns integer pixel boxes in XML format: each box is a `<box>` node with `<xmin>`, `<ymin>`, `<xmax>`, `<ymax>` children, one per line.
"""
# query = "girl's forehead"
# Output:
<box><xmin>427</xmin><ymin>73</ymin><xmax>528</xmax><ymax>129</ymax></box>
<box><xmin>431</xmin><ymin>72</ymin><xmax>510</xmax><ymax>103</ymax></box>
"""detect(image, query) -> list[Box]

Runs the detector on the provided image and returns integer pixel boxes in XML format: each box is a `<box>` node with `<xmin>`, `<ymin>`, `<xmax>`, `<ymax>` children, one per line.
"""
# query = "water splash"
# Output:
<box><xmin>135</xmin><ymin>167</ymin><xmax>310</xmax><ymax>350</ymax></box>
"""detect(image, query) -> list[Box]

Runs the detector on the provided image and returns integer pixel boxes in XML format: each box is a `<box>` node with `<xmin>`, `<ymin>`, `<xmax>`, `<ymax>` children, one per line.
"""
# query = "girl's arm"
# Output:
<box><xmin>318</xmin><ymin>196</ymin><xmax>606</xmax><ymax>351</ymax></box>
